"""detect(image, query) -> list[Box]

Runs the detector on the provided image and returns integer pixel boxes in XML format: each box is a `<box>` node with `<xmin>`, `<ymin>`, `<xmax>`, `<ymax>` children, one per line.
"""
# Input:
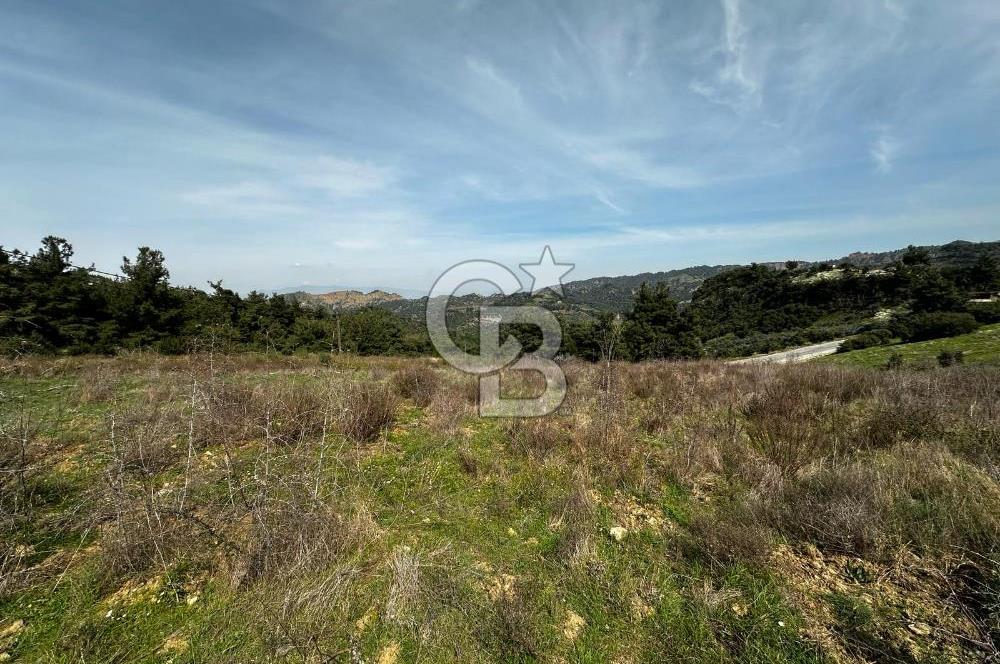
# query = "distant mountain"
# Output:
<box><xmin>290</xmin><ymin>239</ymin><xmax>1000</xmax><ymax>323</ymax></box>
<box><xmin>276</xmin><ymin>284</ymin><xmax>426</xmax><ymax>299</ymax></box>
<box><xmin>558</xmin><ymin>264</ymin><xmax>737</xmax><ymax>310</ymax></box>
<box><xmin>829</xmin><ymin>239</ymin><xmax>1000</xmax><ymax>269</ymax></box>
<box><xmin>286</xmin><ymin>289</ymin><xmax>403</xmax><ymax>310</ymax></box>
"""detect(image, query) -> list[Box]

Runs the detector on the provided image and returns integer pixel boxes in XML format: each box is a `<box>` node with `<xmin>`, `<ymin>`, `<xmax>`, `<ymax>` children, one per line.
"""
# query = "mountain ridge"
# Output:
<box><xmin>287</xmin><ymin>239</ymin><xmax>1000</xmax><ymax>318</ymax></box>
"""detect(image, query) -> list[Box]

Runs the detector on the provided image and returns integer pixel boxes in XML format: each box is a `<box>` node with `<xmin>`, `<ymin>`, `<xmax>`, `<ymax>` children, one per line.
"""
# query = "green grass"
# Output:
<box><xmin>2</xmin><ymin>354</ymin><xmax>996</xmax><ymax>662</ymax></box>
<box><xmin>819</xmin><ymin>323</ymin><xmax>1000</xmax><ymax>368</ymax></box>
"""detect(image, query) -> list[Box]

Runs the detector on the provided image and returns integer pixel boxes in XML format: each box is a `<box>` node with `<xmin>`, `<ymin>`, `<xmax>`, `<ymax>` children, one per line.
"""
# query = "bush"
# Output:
<box><xmin>937</xmin><ymin>349</ymin><xmax>964</xmax><ymax>367</ymax></box>
<box><xmin>893</xmin><ymin>312</ymin><xmax>980</xmax><ymax>342</ymax></box>
<box><xmin>337</xmin><ymin>382</ymin><xmax>398</xmax><ymax>443</ymax></box>
<box><xmin>838</xmin><ymin>329</ymin><xmax>892</xmax><ymax>353</ymax></box>
<box><xmin>883</xmin><ymin>352</ymin><xmax>904</xmax><ymax>370</ymax></box>
<box><xmin>968</xmin><ymin>301</ymin><xmax>1000</xmax><ymax>324</ymax></box>
<box><xmin>391</xmin><ymin>364</ymin><xmax>440</xmax><ymax>407</ymax></box>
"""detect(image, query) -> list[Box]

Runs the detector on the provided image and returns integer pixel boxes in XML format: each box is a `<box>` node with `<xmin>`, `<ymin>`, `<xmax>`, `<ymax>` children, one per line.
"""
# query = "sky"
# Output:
<box><xmin>1</xmin><ymin>0</ymin><xmax>999</xmax><ymax>295</ymax></box>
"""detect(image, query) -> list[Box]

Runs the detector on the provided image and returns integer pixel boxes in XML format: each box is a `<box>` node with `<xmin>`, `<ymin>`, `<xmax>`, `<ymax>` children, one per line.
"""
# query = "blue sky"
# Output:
<box><xmin>2</xmin><ymin>0</ymin><xmax>999</xmax><ymax>294</ymax></box>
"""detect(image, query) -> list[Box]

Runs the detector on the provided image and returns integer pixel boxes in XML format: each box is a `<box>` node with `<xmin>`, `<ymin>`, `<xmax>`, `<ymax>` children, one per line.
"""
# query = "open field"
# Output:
<box><xmin>1</xmin><ymin>353</ymin><xmax>998</xmax><ymax>662</ymax></box>
<box><xmin>821</xmin><ymin>324</ymin><xmax>1000</xmax><ymax>368</ymax></box>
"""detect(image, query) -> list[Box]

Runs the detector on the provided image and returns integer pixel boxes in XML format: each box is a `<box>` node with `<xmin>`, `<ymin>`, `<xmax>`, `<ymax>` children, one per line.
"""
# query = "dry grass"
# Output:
<box><xmin>3</xmin><ymin>351</ymin><xmax>999</xmax><ymax>662</ymax></box>
<box><xmin>391</xmin><ymin>364</ymin><xmax>441</xmax><ymax>408</ymax></box>
<box><xmin>335</xmin><ymin>382</ymin><xmax>398</xmax><ymax>443</ymax></box>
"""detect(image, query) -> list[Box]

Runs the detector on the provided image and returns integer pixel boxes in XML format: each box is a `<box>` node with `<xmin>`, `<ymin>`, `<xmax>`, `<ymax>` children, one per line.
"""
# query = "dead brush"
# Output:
<box><xmin>252</xmin><ymin>564</ymin><xmax>365</xmax><ymax>662</ymax></box>
<box><xmin>557</xmin><ymin>360</ymin><xmax>598</xmax><ymax>416</ymax></box>
<box><xmin>739</xmin><ymin>375</ymin><xmax>843</xmax><ymax>474</ymax></box>
<box><xmin>635</xmin><ymin>367</ymin><xmax>697</xmax><ymax>435</ymax></box>
<box><xmin>199</xmin><ymin>379</ymin><xmax>330</xmax><ymax>447</ymax></box>
<box><xmin>457</xmin><ymin>446</ymin><xmax>479</xmax><ymax>475</ymax></box>
<box><xmin>625</xmin><ymin>363</ymin><xmax>660</xmax><ymax>399</ymax></box>
<box><xmin>94</xmin><ymin>396</ymin><xmax>205</xmax><ymax>580</ymax></box>
<box><xmin>500</xmin><ymin>416</ymin><xmax>567</xmax><ymax>460</ymax></box>
<box><xmin>336</xmin><ymin>381</ymin><xmax>398</xmax><ymax>443</ymax></box>
<box><xmin>773</xmin><ymin>460</ymin><xmax>889</xmax><ymax>557</ymax></box>
<box><xmin>385</xmin><ymin>545</ymin><xmax>423</xmax><ymax>627</ymax></box>
<box><xmin>661</xmin><ymin>419</ymin><xmax>726</xmax><ymax>489</ymax></box>
<box><xmin>0</xmin><ymin>402</ymin><xmax>42</xmax><ymax>522</ymax></box>
<box><xmin>852</xmin><ymin>395</ymin><xmax>941</xmax><ymax>450</ymax></box>
<box><xmin>76</xmin><ymin>361</ymin><xmax>125</xmax><ymax>404</ymax></box>
<box><xmin>391</xmin><ymin>364</ymin><xmax>441</xmax><ymax>408</ymax></box>
<box><xmin>236</xmin><ymin>487</ymin><xmax>367</xmax><ymax>587</ymax></box>
<box><xmin>104</xmin><ymin>393</ymin><xmax>186</xmax><ymax>475</ymax></box>
<box><xmin>484</xmin><ymin>575</ymin><xmax>546</xmax><ymax>658</ymax></box>
<box><xmin>264</xmin><ymin>381</ymin><xmax>330</xmax><ymax>446</ymax></box>
<box><xmin>553</xmin><ymin>468</ymin><xmax>596</xmax><ymax>563</ymax></box>
<box><xmin>426</xmin><ymin>383</ymin><xmax>472</xmax><ymax>437</ymax></box>
<box><xmin>773</xmin><ymin>444</ymin><xmax>1000</xmax><ymax>559</ymax></box>
<box><xmin>580</xmin><ymin>388</ymin><xmax>647</xmax><ymax>490</ymax></box>
<box><xmin>0</xmin><ymin>540</ymin><xmax>28</xmax><ymax>599</ymax></box>
<box><xmin>684</xmin><ymin>499</ymin><xmax>774</xmax><ymax>567</ymax></box>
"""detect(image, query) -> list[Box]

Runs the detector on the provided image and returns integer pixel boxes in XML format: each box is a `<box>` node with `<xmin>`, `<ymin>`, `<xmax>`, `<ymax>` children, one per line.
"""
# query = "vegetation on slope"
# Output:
<box><xmin>2</xmin><ymin>354</ymin><xmax>998</xmax><ymax>662</ymax></box>
<box><xmin>3</xmin><ymin>237</ymin><xmax>999</xmax><ymax>361</ymax></box>
<box><xmin>822</xmin><ymin>323</ymin><xmax>1000</xmax><ymax>368</ymax></box>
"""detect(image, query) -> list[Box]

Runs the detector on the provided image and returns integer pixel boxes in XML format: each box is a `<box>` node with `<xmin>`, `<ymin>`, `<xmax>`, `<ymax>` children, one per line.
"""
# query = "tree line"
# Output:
<box><xmin>2</xmin><ymin>237</ymin><xmax>998</xmax><ymax>360</ymax></box>
<box><xmin>0</xmin><ymin>237</ymin><xmax>429</xmax><ymax>356</ymax></box>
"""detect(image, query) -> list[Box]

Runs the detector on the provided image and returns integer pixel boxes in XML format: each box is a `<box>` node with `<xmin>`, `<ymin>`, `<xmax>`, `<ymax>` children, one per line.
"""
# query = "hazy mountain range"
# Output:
<box><xmin>285</xmin><ymin>240</ymin><xmax>1000</xmax><ymax>319</ymax></box>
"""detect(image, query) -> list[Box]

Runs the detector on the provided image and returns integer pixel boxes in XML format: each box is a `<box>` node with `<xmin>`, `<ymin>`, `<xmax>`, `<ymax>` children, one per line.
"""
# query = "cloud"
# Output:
<box><xmin>691</xmin><ymin>0</ymin><xmax>761</xmax><ymax>112</ymax></box>
<box><xmin>593</xmin><ymin>188</ymin><xmax>627</xmax><ymax>214</ymax></box>
<box><xmin>870</xmin><ymin>133</ymin><xmax>899</xmax><ymax>173</ymax></box>
<box><xmin>298</xmin><ymin>156</ymin><xmax>396</xmax><ymax>198</ymax></box>
<box><xmin>581</xmin><ymin>147</ymin><xmax>705</xmax><ymax>189</ymax></box>
<box><xmin>179</xmin><ymin>181</ymin><xmax>307</xmax><ymax>218</ymax></box>
<box><xmin>2</xmin><ymin>0</ymin><xmax>999</xmax><ymax>293</ymax></box>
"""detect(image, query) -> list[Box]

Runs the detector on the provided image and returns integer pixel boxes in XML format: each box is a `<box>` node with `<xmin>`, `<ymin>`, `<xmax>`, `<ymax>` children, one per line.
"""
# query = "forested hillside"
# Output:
<box><xmin>0</xmin><ymin>238</ymin><xmax>430</xmax><ymax>357</ymax></box>
<box><xmin>2</xmin><ymin>236</ymin><xmax>998</xmax><ymax>361</ymax></box>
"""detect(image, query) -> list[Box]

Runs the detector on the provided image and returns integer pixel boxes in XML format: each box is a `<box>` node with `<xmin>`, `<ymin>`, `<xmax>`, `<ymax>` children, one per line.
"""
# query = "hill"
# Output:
<box><xmin>371</xmin><ymin>239</ymin><xmax>999</xmax><ymax>329</ymax></box>
<box><xmin>820</xmin><ymin>323</ymin><xmax>1000</xmax><ymax>368</ymax></box>
<box><xmin>831</xmin><ymin>239</ymin><xmax>1000</xmax><ymax>269</ymax></box>
<box><xmin>286</xmin><ymin>289</ymin><xmax>403</xmax><ymax>309</ymax></box>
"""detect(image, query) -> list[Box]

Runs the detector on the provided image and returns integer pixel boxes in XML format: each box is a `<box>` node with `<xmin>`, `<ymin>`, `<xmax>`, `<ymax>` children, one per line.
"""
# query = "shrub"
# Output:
<box><xmin>838</xmin><ymin>329</ymin><xmax>892</xmax><ymax>353</ymax></box>
<box><xmin>892</xmin><ymin>312</ymin><xmax>980</xmax><ymax>342</ymax></box>
<box><xmin>967</xmin><ymin>301</ymin><xmax>1000</xmax><ymax>324</ymax></box>
<box><xmin>501</xmin><ymin>417</ymin><xmax>566</xmax><ymax>460</ymax></box>
<box><xmin>200</xmin><ymin>379</ymin><xmax>328</xmax><ymax>447</ymax></box>
<box><xmin>337</xmin><ymin>382</ymin><xmax>398</xmax><ymax>443</ymax></box>
<box><xmin>685</xmin><ymin>500</ymin><xmax>773</xmax><ymax>567</ymax></box>
<box><xmin>937</xmin><ymin>349</ymin><xmax>965</xmax><ymax>367</ymax></box>
<box><xmin>773</xmin><ymin>445</ymin><xmax>1000</xmax><ymax>559</ymax></box>
<box><xmin>883</xmin><ymin>352</ymin><xmax>904</xmax><ymax>370</ymax></box>
<box><xmin>391</xmin><ymin>364</ymin><xmax>440</xmax><ymax>407</ymax></box>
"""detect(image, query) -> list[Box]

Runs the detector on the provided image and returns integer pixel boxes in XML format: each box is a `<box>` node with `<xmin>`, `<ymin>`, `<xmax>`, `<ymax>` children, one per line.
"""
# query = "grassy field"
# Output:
<box><xmin>821</xmin><ymin>323</ymin><xmax>1000</xmax><ymax>368</ymax></box>
<box><xmin>1</xmin><ymin>353</ymin><xmax>998</xmax><ymax>662</ymax></box>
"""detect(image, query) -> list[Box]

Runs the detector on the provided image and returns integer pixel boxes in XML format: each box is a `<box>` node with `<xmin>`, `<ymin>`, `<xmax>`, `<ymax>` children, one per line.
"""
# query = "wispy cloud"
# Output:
<box><xmin>1</xmin><ymin>0</ymin><xmax>998</xmax><ymax>292</ymax></box>
<box><xmin>870</xmin><ymin>133</ymin><xmax>900</xmax><ymax>173</ymax></box>
<box><xmin>297</xmin><ymin>156</ymin><xmax>396</xmax><ymax>198</ymax></box>
<box><xmin>691</xmin><ymin>0</ymin><xmax>761</xmax><ymax>112</ymax></box>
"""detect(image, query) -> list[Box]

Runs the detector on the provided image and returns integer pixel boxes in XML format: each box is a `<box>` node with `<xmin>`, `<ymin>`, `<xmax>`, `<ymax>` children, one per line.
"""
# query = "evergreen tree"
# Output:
<box><xmin>114</xmin><ymin>247</ymin><xmax>181</xmax><ymax>349</ymax></box>
<box><xmin>968</xmin><ymin>254</ymin><xmax>1000</xmax><ymax>292</ymax></box>
<box><xmin>623</xmin><ymin>282</ymin><xmax>701</xmax><ymax>360</ymax></box>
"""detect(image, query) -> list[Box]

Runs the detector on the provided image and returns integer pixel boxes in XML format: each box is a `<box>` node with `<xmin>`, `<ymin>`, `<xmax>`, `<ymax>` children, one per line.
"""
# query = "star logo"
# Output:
<box><xmin>520</xmin><ymin>246</ymin><xmax>574</xmax><ymax>296</ymax></box>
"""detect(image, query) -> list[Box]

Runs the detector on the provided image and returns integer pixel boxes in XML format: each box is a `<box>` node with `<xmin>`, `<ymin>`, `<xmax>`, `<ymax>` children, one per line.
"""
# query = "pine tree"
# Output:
<box><xmin>623</xmin><ymin>282</ymin><xmax>702</xmax><ymax>360</ymax></box>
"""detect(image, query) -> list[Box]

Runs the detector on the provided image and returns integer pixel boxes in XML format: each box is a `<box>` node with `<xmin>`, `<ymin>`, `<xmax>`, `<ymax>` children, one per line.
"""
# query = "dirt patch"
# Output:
<box><xmin>562</xmin><ymin>609</ymin><xmax>586</xmax><ymax>641</ymax></box>
<box><xmin>771</xmin><ymin>543</ymin><xmax>985</xmax><ymax>663</ymax></box>
<box><xmin>377</xmin><ymin>641</ymin><xmax>400</xmax><ymax>664</ymax></box>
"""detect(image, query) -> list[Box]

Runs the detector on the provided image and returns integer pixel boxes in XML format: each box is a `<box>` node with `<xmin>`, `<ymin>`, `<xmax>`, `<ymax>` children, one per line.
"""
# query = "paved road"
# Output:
<box><xmin>727</xmin><ymin>339</ymin><xmax>845</xmax><ymax>365</ymax></box>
